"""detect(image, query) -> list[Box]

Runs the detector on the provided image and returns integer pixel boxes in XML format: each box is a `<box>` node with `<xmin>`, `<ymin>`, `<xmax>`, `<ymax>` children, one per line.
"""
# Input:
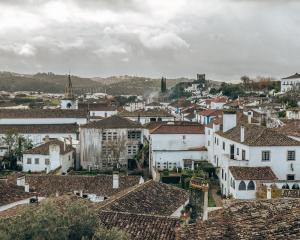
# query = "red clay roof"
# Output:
<box><xmin>150</xmin><ymin>124</ymin><xmax>205</xmax><ymax>134</ymax></box>
<box><xmin>24</xmin><ymin>140</ymin><xmax>74</xmax><ymax>155</ymax></box>
<box><xmin>199</xmin><ymin>109</ymin><xmax>223</xmax><ymax>117</ymax></box>
<box><xmin>229</xmin><ymin>166</ymin><xmax>277</xmax><ymax>180</ymax></box>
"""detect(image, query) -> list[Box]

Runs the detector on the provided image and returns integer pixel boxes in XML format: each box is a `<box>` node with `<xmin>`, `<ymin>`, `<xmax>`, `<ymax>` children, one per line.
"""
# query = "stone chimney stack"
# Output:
<box><xmin>113</xmin><ymin>172</ymin><xmax>119</xmax><ymax>189</ymax></box>
<box><xmin>240</xmin><ymin>125</ymin><xmax>245</xmax><ymax>143</ymax></box>
<box><xmin>222</xmin><ymin>110</ymin><xmax>237</xmax><ymax>132</ymax></box>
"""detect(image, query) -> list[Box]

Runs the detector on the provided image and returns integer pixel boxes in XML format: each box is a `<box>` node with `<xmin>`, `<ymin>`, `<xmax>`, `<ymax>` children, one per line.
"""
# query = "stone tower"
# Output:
<box><xmin>61</xmin><ymin>74</ymin><xmax>78</xmax><ymax>109</ymax></box>
<box><xmin>189</xmin><ymin>178</ymin><xmax>209</xmax><ymax>222</ymax></box>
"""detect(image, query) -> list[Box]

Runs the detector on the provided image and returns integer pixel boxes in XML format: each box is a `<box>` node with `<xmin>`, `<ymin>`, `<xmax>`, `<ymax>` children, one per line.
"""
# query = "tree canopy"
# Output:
<box><xmin>0</xmin><ymin>199</ymin><xmax>129</xmax><ymax>240</ymax></box>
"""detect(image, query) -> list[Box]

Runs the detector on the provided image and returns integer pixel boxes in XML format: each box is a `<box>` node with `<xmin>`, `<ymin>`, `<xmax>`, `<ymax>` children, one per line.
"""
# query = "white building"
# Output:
<box><xmin>150</xmin><ymin>124</ymin><xmax>207</xmax><ymax>171</ymax></box>
<box><xmin>286</xmin><ymin>108</ymin><xmax>300</xmax><ymax>120</ymax></box>
<box><xmin>210</xmin><ymin>97</ymin><xmax>228</xmax><ymax>109</ymax></box>
<box><xmin>23</xmin><ymin>139</ymin><xmax>74</xmax><ymax>174</ymax></box>
<box><xmin>197</xmin><ymin>109</ymin><xmax>223</xmax><ymax>125</ymax></box>
<box><xmin>281</xmin><ymin>73</ymin><xmax>300</xmax><ymax>93</ymax></box>
<box><xmin>0</xmin><ymin>109</ymin><xmax>87</xmax><ymax>125</ymax></box>
<box><xmin>119</xmin><ymin>109</ymin><xmax>175</xmax><ymax>125</ymax></box>
<box><xmin>207</xmin><ymin>111</ymin><xmax>300</xmax><ymax>199</ymax></box>
<box><xmin>78</xmin><ymin>102</ymin><xmax>118</xmax><ymax>118</ymax></box>
<box><xmin>0</xmin><ymin>124</ymin><xmax>78</xmax><ymax>146</ymax></box>
<box><xmin>80</xmin><ymin>115</ymin><xmax>144</xmax><ymax>170</ymax></box>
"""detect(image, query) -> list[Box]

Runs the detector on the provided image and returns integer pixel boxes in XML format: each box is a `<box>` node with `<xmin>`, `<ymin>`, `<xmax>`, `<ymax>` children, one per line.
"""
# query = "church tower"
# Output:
<box><xmin>60</xmin><ymin>74</ymin><xmax>78</xmax><ymax>109</ymax></box>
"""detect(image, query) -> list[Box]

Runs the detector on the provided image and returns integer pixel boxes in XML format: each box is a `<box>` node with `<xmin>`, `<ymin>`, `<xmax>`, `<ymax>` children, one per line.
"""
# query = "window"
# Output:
<box><xmin>242</xmin><ymin>150</ymin><xmax>246</xmax><ymax>160</ymax></box>
<box><xmin>113</xmin><ymin>132</ymin><xmax>117</xmax><ymax>140</ymax></box>
<box><xmin>222</xmin><ymin>142</ymin><xmax>225</xmax><ymax>150</ymax></box>
<box><xmin>217</xmin><ymin>139</ymin><xmax>219</xmax><ymax>145</ymax></box>
<box><xmin>287</xmin><ymin>174</ymin><xmax>295</xmax><ymax>181</ymax></box>
<box><xmin>221</xmin><ymin>169</ymin><xmax>224</xmax><ymax>179</ymax></box>
<box><xmin>292</xmin><ymin>184</ymin><xmax>300</xmax><ymax>189</ymax></box>
<box><xmin>287</xmin><ymin>151</ymin><xmax>296</xmax><ymax>161</ymax></box>
<box><xmin>27</xmin><ymin>158</ymin><xmax>32</xmax><ymax>164</ymax></box>
<box><xmin>262</xmin><ymin>151</ymin><xmax>270</xmax><ymax>161</ymax></box>
<box><xmin>128</xmin><ymin>131</ymin><xmax>141</xmax><ymax>140</ymax></box>
<box><xmin>102</xmin><ymin>132</ymin><xmax>107</xmax><ymax>141</ymax></box>
<box><xmin>35</xmin><ymin>158</ymin><xmax>39</xmax><ymax>164</ymax></box>
<box><xmin>208</xmin><ymin>141</ymin><xmax>210</xmax><ymax>146</ymax></box>
<box><xmin>237</xmin><ymin>148</ymin><xmax>239</xmax><ymax>155</ymax></box>
<box><xmin>45</xmin><ymin>159</ymin><xmax>50</xmax><ymax>165</ymax></box>
<box><xmin>68</xmin><ymin>155</ymin><xmax>71</xmax><ymax>161</ymax></box>
<box><xmin>238</xmin><ymin>181</ymin><xmax>246</xmax><ymax>190</ymax></box>
<box><xmin>214</xmin><ymin>137</ymin><xmax>216</xmax><ymax>144</ymax></box>
<box><xmin>247</xmin><ymin>181</ymin><xmax>255</xmax><ymax>190</ymax></box>
<box><xmin>127</xmin><ymin>145</ymin><xmax>138</xmax><ymax>155</ymax></box>
<box><xmin>107</xmin><ymin>132</ymin><xmax>112</xmax><ymax>141</ymax></box>
<box><xmin>282</xmin><ymin>184</ymin><xmax>290</xmax><ymax>189</ymax></box>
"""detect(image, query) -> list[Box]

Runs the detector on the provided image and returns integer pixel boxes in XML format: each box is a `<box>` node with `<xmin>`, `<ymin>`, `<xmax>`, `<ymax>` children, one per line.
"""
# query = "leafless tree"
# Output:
<box><xmin>101</xmin><ymin>134</ymin><xmax>127</xmax><ymax>169</ymax></box>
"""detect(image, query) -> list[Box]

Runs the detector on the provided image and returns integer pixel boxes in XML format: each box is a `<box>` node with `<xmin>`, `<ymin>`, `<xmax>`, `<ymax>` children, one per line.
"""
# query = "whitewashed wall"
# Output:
<box><xmin>0</xmin><ymin>118</ymin><xmax>87</xmax><ymax>125</ymax></box>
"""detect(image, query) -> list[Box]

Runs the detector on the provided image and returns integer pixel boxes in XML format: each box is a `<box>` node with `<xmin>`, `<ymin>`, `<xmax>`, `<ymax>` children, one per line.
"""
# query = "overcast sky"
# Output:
<box><xmin>0</xmin><ymin>0</ymin><xmax>299</xmax><ymax>81</ymax></box>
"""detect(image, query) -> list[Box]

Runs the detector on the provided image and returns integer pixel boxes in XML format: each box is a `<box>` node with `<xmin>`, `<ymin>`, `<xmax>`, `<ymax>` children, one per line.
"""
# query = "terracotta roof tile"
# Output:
<box><xmin>282</xmin><ymin>73</ymin><xmax>300</xmax><ymax>79</ymax></box>
<box><xmin>179</xmin><ymin>199</ymin><xmax>300</xmax><ymax>239</ymax></box>
<box><xmin>217</xmin><ymin>124</ymin><xmax>300</xmax><ymax>146</ymax></box>
<box><xmin>103</xmin><ymin>181</ymin><xmax>189</xmax><ymax>216</ymax></box>
<box><xmin>150</xmin><ymin>124</ymin><xmax>205</xmax><ymax>134</ymax></box>
<box><xmin>0</xmin><ymin>124</ymin><xmax>78</xmax><ymax>134</ymax></box>
<box><xmin>229</xmin><ymin>166</ymin><xmax>277</xmax><ymax>180</ymax></box>
<box><xmin>25</xmin><ymin>175</ymin><xmax>140</xmax><ymax>197</ymax></box>
<box><xmin>99</xmin><ymin>211</ymin><xmax>179</xmax><ymax>240</ymax></box>
<box><xmin>0</xmin><ymin>181</ymin><xmax>34</xmax><ymax>206</ymax></box>
<box><xmin>81</xmin><ymin>115</ymin><xmax>142</xmax><ymax>129</ymax></box>
<box><xmin>24</xmin><ymin>140</ymin><xmax>74</xmax><ymax>155</ymax></box>
<box><xmin>119</xmin><ymin>109</ymin><xmax>173</xmax><ymax>118</ymax></box>
<box><xmin>0</xmin><ymin>109</ymin><xmax>87</xmax><ymax>118</ymax></box>
<box><xmin>199</xmin><ymin>109</ymin><xmax>223</xmax><ymax>117</ymax></box>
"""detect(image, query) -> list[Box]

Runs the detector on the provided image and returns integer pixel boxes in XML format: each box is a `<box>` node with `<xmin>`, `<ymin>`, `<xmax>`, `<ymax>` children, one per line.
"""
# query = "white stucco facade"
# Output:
<box><xmin>23</xmin><ymin>144</ymin><xmax>74</xmax><ymax>173</ymax></box>
<box><xmin>150</xmin><ymin>133</ymin><xmax>207</xmax><ymax>170</ymax></box>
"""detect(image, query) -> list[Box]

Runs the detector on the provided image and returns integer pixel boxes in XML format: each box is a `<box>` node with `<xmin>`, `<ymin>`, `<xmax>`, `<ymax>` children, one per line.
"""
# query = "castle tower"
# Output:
<box><xmin>189</xmin><ymin>178</ymin><xmax>209</xmax><ymax>222</ymax></box>
<box><xmin>61</xmin><ymin>74</ymin><xmax>78</xmax><ymax>109</ymax></box>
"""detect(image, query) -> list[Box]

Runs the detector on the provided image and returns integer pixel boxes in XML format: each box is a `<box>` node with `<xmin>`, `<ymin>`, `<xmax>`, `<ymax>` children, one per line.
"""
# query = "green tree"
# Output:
<box><xmin>0</xmin><ymin>199</ymin><xmax>129</xmax><ymax>240</ymax></box>
<box><xmin>0</xmin><ymin>131</ymin><xmax>33</xmax><ymax>169</ymax></box>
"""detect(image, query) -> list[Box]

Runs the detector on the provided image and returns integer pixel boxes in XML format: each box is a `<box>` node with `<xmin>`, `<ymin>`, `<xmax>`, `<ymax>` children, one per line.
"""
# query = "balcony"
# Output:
<box><xmin>223</xmin><ymin>154</ymin><xmax>249</xmax><ymax>167</ymax></box>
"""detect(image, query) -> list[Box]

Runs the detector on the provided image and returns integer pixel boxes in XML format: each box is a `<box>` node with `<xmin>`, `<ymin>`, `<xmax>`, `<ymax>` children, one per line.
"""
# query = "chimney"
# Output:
<box><xmin>240</xmin><ymin>125</ymin><xmax>245</xmax><ymax>142</ymax></box>
<box><xmin>80</xmin><ymin>190</ymin><xmax>83</xmax><ymax>197</ymax></box>
<box><xmin>68</xmin><ymin>135</ymin><xmax>72</xmax><ymax>146</ymax></box>
<box><xmin>24</xmin><ymin>183</ymin><xmax>30</xmax><ymax>192</ymax></box>
<box><xmin>45</xmin><ymin>135</ymin><xmax>50</xmax><ymax>143</ymax></box>
<box><xmin>247</xmin><ymin>114</ymin><xmax>252</xmax><ymax>124</ymax></box>
<box><xmin>139</xmin><ymin>176</ymin><xmax>145</xmax><ymax>184</ymax></box>
<box><xmin>222</xmin><ymin>110</ymin><xmax>237</xmax><ymax>132</ymax></box>
<box><xmin>16</xmin><ymin>176</ymin><xmax>25</xmax><ymax>187</ymax></box>
<box><xmin>267</xmin><ymin>186</ymin><xmax>272</xmax><ymax>199</ymax></box>
<box><xmin>64</xmin><ymin>138</ymin><xmax>66</xmax><ymax>151</ymax></box>
<box><xmin>113</xmin><ymin>172</ymin><xmax>119</xmax><ymax>189</ymax></box>
<box><xmin>202</xmin><ymin>186</ymin><xmax>208</xmax><ymax>221</ymax></box>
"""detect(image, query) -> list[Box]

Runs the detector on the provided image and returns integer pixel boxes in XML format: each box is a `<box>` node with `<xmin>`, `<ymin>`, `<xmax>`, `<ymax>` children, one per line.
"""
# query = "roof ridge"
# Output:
<box><xmin>99</xmin><ymin>209</ymin><xmax>179</xmax><ymax>219</ymax></box>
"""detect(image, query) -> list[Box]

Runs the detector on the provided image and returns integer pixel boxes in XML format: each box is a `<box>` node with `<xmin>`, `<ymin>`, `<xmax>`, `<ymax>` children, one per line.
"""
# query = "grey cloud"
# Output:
<box><xmin>0</xmin><ymin>0</ymin><xmax>299</xmax><ymax>81</ymax></box>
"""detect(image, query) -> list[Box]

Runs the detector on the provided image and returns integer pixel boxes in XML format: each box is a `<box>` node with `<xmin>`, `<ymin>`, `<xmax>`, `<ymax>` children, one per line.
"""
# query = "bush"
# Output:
<box><xmin>0</xmin><ymin>199</ymin><xmax>129</xmax><ymax>240</ymax></box>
